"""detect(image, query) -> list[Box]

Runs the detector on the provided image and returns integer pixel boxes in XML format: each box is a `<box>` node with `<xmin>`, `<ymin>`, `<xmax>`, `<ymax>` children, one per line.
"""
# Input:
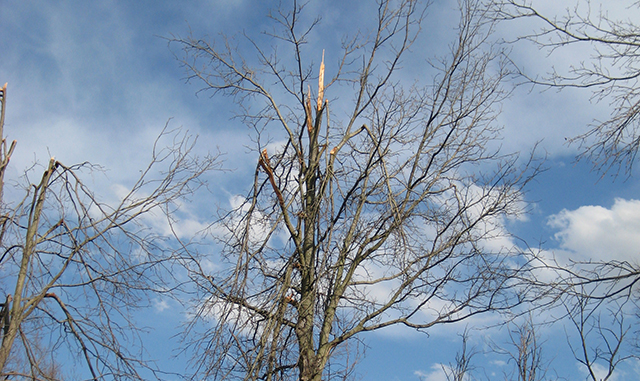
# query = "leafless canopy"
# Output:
<box><xmin>490</xmin><ymin>315</ymin><xmax>548</xmax><ymax>381</ymax></box>
<box><xmin>486</xmin><ymin>3</ymin><xmax>640</xmax><ymax>375</ymax></box>
<box><xmin>516</xmin><ymin>250</ymin><xmax>640</xmax><ymax>379</ymax></box>
<box><xmin>562</xmin><ymin>294</ymin><xmax>637</xmax><ymax>381</ymax></box>
<box><xmin>490</xmin><ymin>0</ymin><xmax>640</xmax><ymax>175</ymax></box>
<box><xmin>172</xmin><ymin>1</ymin><xmax>537</xmax><ymax>380</ymax></box>
<box><xmin>0</xmin><ymin>83</ymin><xmax>218</xmax><ymax>380</ymax></box>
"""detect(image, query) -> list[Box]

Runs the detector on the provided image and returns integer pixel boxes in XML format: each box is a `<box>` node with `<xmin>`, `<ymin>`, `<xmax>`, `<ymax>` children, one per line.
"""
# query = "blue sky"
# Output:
<box><xmin>2</xmin><ymin>0</ymin><xmax>640</xmax><ymax>380</ymax></box>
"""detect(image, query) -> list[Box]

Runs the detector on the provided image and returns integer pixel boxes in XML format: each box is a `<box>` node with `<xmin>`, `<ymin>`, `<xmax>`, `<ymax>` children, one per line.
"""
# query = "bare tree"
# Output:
<box><xmin>561</xmin><ymin>287</ymin><xmax>638</xmax><ymax>381</ymax></box>
<box><xmin>489</xmin><ymin>314</ymin><xmax>550</xmax><ymax>381</ymax></box>
<box><xmin>445</xmin><ymin>329</ymin><xmax>478</xmax><ymax>381</ymax></box>
<box><xmin>417</xmin><ymin>329</ymin><xmax>477</xmax><ymax>381</ymax></box>
<box><xmin>489</xmin><ymin>0</ymin><xmax>640</xmax><ymax>175</ymax></box>
<box><xmin>0</xmin><ymin>83</ymin><xmax>218</xmax><ymax>379</ymax></box>
<box><xmin>516</xmin><ymin>253</ymin><xmax>640</xmax><ymax>380</ymax></box>
<box><xmin>486</xmin><ymin>3</ymin><xmax>640</xmax><ymax>377</ymax></box>
<box><xmin>171</xmin><ymin>1</ymin><xmax>537</xmax><ymax>380</ymax></box>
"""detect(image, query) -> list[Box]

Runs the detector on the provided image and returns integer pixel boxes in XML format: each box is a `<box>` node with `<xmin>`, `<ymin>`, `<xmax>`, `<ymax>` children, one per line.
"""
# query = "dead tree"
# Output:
<box><xmin>0</xmin><ymin>83</ymin><xmax>218</xmax><ymax>379</ymax></box>
<box><xmin>172</xmin><ymin>1</ymin><xmax>538</xmax><ymax>380</ymax></box>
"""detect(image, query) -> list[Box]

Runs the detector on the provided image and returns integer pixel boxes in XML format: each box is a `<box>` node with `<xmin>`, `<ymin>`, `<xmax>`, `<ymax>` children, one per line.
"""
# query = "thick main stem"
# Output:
<box><xmin>296</xmin><ymin>84</ymin><xmax>326</xmax><ymax>381</ymax></box>
<box><xmin>0</xmin><ymin>159</ymin><xmax>56</xmax><ymax>372</ymax></box>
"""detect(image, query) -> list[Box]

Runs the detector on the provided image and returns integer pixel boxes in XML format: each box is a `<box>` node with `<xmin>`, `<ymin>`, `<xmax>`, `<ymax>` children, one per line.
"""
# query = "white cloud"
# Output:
<box><xmin>414</xmin><ymin>365</ymin><xmax>447</xmax><ymax>381</ymax></box>
<box><xmin>154</xmin><ymin>298</ymin><xmax>170</xmax><ymax>313</ymax></box>
<box><xmin>491</xmin><ymin>359</ymin><xmax>507</xmax><ymax>367</ymax></box>
<box><xmin>221</xmin><ymin>194</ymin><xmax>274</xmax><ymax>245</ymax></box>
<box><xmin>548</xmin><ymin>198</ymin><xmax>640</xmax><ymax>263</ymax></box>
<box><xmin>577</xmin><ymin>361</ymin><xmax>620</xmax><ymax>381</ymax></box>
<box><xmin>414</xmin><ymin>364</ymin><xmax>471</xmax><ymax>381</ymax></box>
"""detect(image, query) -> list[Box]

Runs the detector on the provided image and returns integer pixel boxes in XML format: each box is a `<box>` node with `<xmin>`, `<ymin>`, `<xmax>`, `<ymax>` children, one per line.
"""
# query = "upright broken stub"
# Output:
<box><xmin>260</xmin><ymin>148</ymin><xmax>270</xmax><ymax>168</ymax></box>
<box><xmin>306</xmin><ymin>51</ymin><xmax>326</xmax><ymax>136</ymax></box>
<box><xmin>0</xmin><ymin>83</ymin><xmax>7</xmax><ymax>126</ymax></box>
<box><xmin>317</xmin><ymin>50</ymin><xmax>325</xmax><ymax>110</ymax></box>
<box><xmin>0</xmin><ymin>83</ymin><xmax>14</xmax><ymax>168</ymax></box>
